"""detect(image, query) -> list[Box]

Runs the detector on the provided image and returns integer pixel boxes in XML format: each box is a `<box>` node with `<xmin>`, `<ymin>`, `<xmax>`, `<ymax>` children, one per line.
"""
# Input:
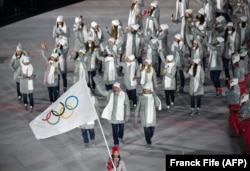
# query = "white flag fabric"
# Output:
<box><xmin>29</xmin><ymin>78</ymin><xmax>98</xmax><ymax>139</ymax></box>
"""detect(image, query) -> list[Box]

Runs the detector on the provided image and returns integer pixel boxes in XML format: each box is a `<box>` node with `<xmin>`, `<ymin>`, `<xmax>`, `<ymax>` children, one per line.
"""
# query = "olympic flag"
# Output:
<box><xmin>29</xmin><ymin>79</ymin><xmax>98</xmax><ymax>139</ymax></box>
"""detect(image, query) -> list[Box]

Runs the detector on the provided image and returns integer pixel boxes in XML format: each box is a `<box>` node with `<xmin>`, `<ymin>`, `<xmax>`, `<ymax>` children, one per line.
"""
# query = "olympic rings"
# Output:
<box><xmin>42</xmin><ymin>96</ymin><xmax>79</xmax><ymax>125</ymax></box>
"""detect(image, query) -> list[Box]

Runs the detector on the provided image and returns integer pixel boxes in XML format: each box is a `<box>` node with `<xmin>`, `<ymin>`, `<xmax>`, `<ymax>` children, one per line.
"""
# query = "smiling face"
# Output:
<box><xmin>112</xmin><ymin>86</ymin><xmax>120</xmax><ymax>93</ymax></box>
<box><xmin>113</xmin><ymin>151</ymin><xmax>119</xmax><ymax>158</ymax></box>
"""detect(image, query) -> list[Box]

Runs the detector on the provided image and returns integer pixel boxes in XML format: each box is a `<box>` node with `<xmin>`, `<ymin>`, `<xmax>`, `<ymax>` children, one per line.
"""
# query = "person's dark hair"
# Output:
<box><xmin>224</xmin><ymin>27</ymin><xmax>235</xmax><ymax>41</ymax></box>
<box><xmin>56</xmin><ymin>22</ymin><xmax>64</xmax><ymax>28</ymax></box>
<box><xmin>196</xmin><ymin>14</ymin><xmax>205</xmax><ymax>25</ymax></box>
<box><xmin>85</xmin><ymin>42</ymin><xmax>95</xmax><ymax>53</ymax></box>
<box><xmin>111</xmin><ymin>154</ymin><xmax>121</xmax><ymax>167</ymax></box>
<box><xmin>187</xmin><ymin>63</ymin><xmax>198</xmax><ymax>77</ymax></box>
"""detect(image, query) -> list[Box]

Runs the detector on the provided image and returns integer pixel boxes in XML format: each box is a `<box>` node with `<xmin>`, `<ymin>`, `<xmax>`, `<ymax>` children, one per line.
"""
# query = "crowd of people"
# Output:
<box><xmin>9</xmin><ymin>0</ymin><xmax>250</xmax><ymax>165</ymax></box>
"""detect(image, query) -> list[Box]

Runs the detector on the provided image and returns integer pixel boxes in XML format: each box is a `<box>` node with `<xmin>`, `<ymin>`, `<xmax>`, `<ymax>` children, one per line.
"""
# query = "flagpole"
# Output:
<box><xmin>96</xmin><ymin>117</ymin><xmax>117</xmax><ymax>171</ymax></box>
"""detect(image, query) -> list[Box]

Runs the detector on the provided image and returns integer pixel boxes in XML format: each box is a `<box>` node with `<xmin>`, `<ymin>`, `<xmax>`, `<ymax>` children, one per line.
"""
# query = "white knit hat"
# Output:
<box><xmin>151</xmin><ymin>38</ymin><xmax>158</xmax><ymax>44</ymax></box>
<box><xmin>88</xmin><ymin>36</ymin><xmax>94</xmax><ymax>42</ymax></box>
<box><xmin>230</xmin><ymin>78</ymin><xmax>238</xmax><ymax>88</ymax></box>
<box><xmin>16</xmin><ymin>43</ymin><xmax>23</xmax><ymax>51</ymax></box>
<box><xmin>198</xmin><ymin>8</ymin><xmax>205</xmax><ymax>15</ymax></box>
<box><xmin>216</xmin><ymin>37</ymin><xmax>224</xmax><ymax>43</ymax></box>
<box><xmin>23</xmin><ymin>56</ymin><xmax>30</xmax><ymax>63</ymax></box>
<box><xmin>112</xmin><ymin>19</ymin><xmax>119</xmax><ymax>26</ymax></box>
<box><xmin>193</xmin><ymin>58</ymin><xmax>200</xmax><ymax>64</ymax></box>
<box><xmin>56</xmin><ymin>15</ymin><xmax>63</xmax><ymax>22</ymax></box>
<box><xmin>160</xmin><ymin>24</ymin><xmax>169</xmax><ymax>30</ymax></box>
<box><xmin>174</xmin><ymin>33</ymin><xmax>181</xmax><ymax>40</ymax></box>
<box><xmin>58</xmin><ymin>38</ymin><xmax>68</xmax><ymax>47</ymax></box>
<box><xmin>51</xmin><ymin>53</ymin><xmax>59</xmax><ymax>59</ymax></box>
<box><xmin>240</xmin><ymin>48</ymin><xmax>248</xmax><ymax>57</ymax></box>
<box><xmin>143</xmin><ymin>83</ymin><xmax>151</xmax><ymax>90</ymax></box>
<box><xmin>227</xmin><ymin>22</ymin><xmax>234</xmax><ymax>27</ymax></box>
<box><xmin>240</xmin><ymin>16</ymin><xmax>247</xmax><ymax>22</ymax></box>
<box><xmin>166</xmin><ymin>54</ymin><xmax>174</xmax><ymax>61</ymax></box>
<box><xmin>145</xmin><ymin>58</ymin><xmax>152</xmax><ymax>65</ymax></box>
<box><xmin>127</xmin><ymin>54</ymin><xmax>135</xmax><ymax>61</ymax></box>
<box><xmin>240</xmin><ymin>93</ymin><xmax>249</xmax><ymax>104</ymax></box>
<box><xmin>185</xmin><ymin>9</ymin><xmax>193</xmax><ymax>14</ymax></box>
<box><xmin>232</xmin><ymin>53</ymin><xmax>240</xmax><ymax>64</ymax></box>
<box><xmin>131</xmin><ymin>24</ymin><xmax>140</xmax><ymax>31</ymax></box>
<box><xmin>79</xmin><ymin>49</ymin><xmax>86</xmax><ymax>54</ymax></box>
<box><xmin>108</xmin><ymin>37</ymin><xmax>116</xmax><ymax>44</ymax></box>
<box><xmin>113</xmin><ymin>82</ymin><xmax>120</xmax><ymax>88</ymax></box>
<box><xmin>216</xmin><ymin>16</ymin><xmax>225</xmax><ymax>23</ymax></box>
<box><xmin>150</xmin><ymin>1</ymin><xmax>158</xmax><ymax>7</ymax></box>
<box><xmin>75</xmin><ymin>17</ymin><xmax>81</xmax><ymax>24</ymax></box>
<box><xmin>91</xmin><ymin>21</ymin><xmax>98</xmax><ymax>27</ymax></box>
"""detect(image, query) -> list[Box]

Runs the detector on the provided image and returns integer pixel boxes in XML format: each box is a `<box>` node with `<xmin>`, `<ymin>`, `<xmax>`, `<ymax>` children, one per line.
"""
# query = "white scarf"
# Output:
<box><xmin>229</xmin><ymin>32</ymin><xmax>236</xmax><ymax>56</ymax></box>
<box><xmin>143</xmin><ymin>94</ymin><xmax>154</xmax><ymax>124</ymax></box>
<box><xmin>140</xmin><ymin>68</ymin><xmax>153</xmax><ymax>90</ymax></box>
<box><xmin>240</xmin><ymin>27</ymin><xmax>246</xmax><ymax>46</ymax></box>
<box><xmin>47</xmin><ymin>61</ymin><xmax>56</xmax><ymax>84</ymax></box>
<box><xmin>90</xmin><ymin>53</ymin><xmax>96</xmax><ymax>69</ymax></box>
<box><xmin>101</xmin><ymin>91</ymin><xmax>125</xmax><ymax>121</ymax></box>
<box><xmin>189</xmin><ymin>65</ymin><xmax>201</xmax><ymax>92</ymax></box>
<box><xmin>193</xmin><ymin>48</ymin><xmax>200</xmax><ymax>60</ymax></box>
<box><xmin>145</xmin><ymin>10</ymin><xmax>156</xmax><ymax>35</ymax></box>
<box><xmin>164</xmin><ymin>62</ymin><xmax>175</xmax><ymax>88</ymax></box>
<box><xmin>217</xmin><ymin>0</ymin><xmax>222</xmax><ymax>10</ymax></box>
<box><xmin>128</xmin><ymin>3</ymin><xmax>137</xmax><ymax>26</ymax></box>
<box><xmin>105</xmin><ymin>57</ymin><xmax>115</xmax><ymax>81</ymax></box>
<box><xmin>22</xmin><ymin>64</ymin><xmax>34</xmax><ymax>90</ymax></box>
<box><xmin>22</xmin><ymin>64</ymin><xmax>33</xmax><ymax>77</ymax></box>
<box><xmin>79</xmin><ymin>61</ymin><xmax>86</xmax><ymax>80</ymax></box>
<box><xmin>127</xmin><ymin>61</ymin><xmax>137</xmax><ymax>86</ymax></box>
<box><xmin>210</xmin><ymin>50</ymin><xmax>217</xmax><ymax>68</ymax></box>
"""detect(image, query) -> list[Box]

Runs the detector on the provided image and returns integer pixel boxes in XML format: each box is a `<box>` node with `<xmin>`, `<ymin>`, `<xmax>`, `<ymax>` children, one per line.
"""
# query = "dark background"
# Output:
<box><xmin>0</xmin><ymin>0</ymin><xmax>84</xmax><ymax>27</ymax></box>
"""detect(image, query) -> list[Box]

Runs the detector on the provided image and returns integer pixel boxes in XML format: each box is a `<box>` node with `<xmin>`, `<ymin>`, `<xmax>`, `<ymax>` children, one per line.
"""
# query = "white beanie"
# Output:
<box><xmin>79</xmin><ymin>49</ymin><xmax>86</xmax><ymax>54</ymax></box>
<box><xmin>143</xmin><ymin>83</ymin><xmax>151</xmax><ymax>90</ymax></box>
<box><xmin>227</xmin><ymin>22</ymin><xmax>234</xmax><ymax>27</ymax></box>
<box><xmin>185</xmin><ymin>9</ymin><xmax>193</xmax><ymax>14</ymax></box>
<box><xmin>145</xmin><ymin>59</ymin><xmax>152</xmax><ymax>65</ymax></box>
<box><xmin>113</xmin><ymin>82</ymin><xmax>120</xmax><ymax>88</ymax></box>
<box><xmin>91</xmin><ymin>21</ymin><xmax>98</xmax><ymax>27</ymax></box>
<box><xmin>58</xmin><ymin>38</ymin><xmax>68</xmax><ymax>47</ymax></box>
<box><xmin>216</xmin><ymin>37</ymin><xmax>224</xmax><ymax>43</ymax></box>
<box><xmin>131</xmin><ymin>24</ymin><xmax>140</xmax><ymax>31</ymax></box>
<box><xmin>75</xmin><ymin>17</ymin><xmax>81</xmax><ymax>24</ymax></box>
<box><xmin>216</xmin><ymin>16</ymin><xmax>225</xmax><ymax>23</ymax></box>
<box><xmin>240</xmin><ymin>16</ymin><xmax>248</xmax><ymax>22</ymax></box>
<box><xmin>198</xmin><ymin>8</ymin><xmax>205</xmax><ymax>15</ymax></box>
<box><xmin>88</xmin><ymin>36</ymin><xmax>94</xmax><ymax>42</ymax></box>
<box><xmin>108</xmin><ymin>37</ymin><xmax>116</xmax><ymax>44</ymax></box>
<box><xmin>166</xmin><ymin>54</ymin><xmax>174</xmax><ymax>61</ymax></box>
<box><xmin>16</xmin><ymin>43</ymin><xmax>23</xmax><ymax>51</ymax></box>
<box><xmin>57</xmin><ymin>15</ymin><xmax>63</xmax><ymax>22</ymax></box>
<box><xmin>23</xmin><ymin>56</ymin><xmax>30</xmax><ymax>63</ymax></box>
<box><xmin>240</xmin><ymin>93</ymin><xmax>249</xmax><ymax>104</ymax></box>
<box><xmin>127</xmin><ymin>54</ymin><xmax>135</xmax><ymax>61</ymax></box>
<box><xmin>240</xmin><ymin>48</ymin><xmax>248</xmax><ymax>57</ymax></box>
<box><xmin>112</xmin><ymin>19</ymin><xmax>120</xmax><ymax>26</ymax></box>
<box><xmin>160</xmin><ymin>24</ymin><xmax>169</xmax><ymax>30</ymax></box>
<box><xmin>193</xmin><ymin>58</ymin><xmax>200</xmax><ymax>64</ymax></box>
<box><xmin>174</xmin><ymin>33</ymin><xmax>181</xmax><ymax>40</ymax></box>
<box><xmin>51</xmin><ymin>53</ymin><xmax>59</xmax><ymax>59</ymax></box>
<box><xmin>150</xmin><ymin>1</ymin><xmax>158</xmax><ymax>7</ymax></box>
<box><xmin>232</xmin><ymin>53</ymin><xmax>240</xmax><ymax>64</ymax></box>
<box><xmin>230</xmin><ymin>78</ymin><xmax>239</xmax><ymax>88</ymax></box>
<box><xmin>151</xmin><ymin>38</ymin><xmax>158</xmax><ymax>44</ymax></box>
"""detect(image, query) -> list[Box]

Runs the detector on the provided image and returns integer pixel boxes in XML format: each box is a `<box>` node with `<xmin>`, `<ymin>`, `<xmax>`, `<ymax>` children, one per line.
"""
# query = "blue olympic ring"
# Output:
<box><xmin>65</xmin><ymin>95</ymin><xmax>79</xmax><ymax>110</ymax></box>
